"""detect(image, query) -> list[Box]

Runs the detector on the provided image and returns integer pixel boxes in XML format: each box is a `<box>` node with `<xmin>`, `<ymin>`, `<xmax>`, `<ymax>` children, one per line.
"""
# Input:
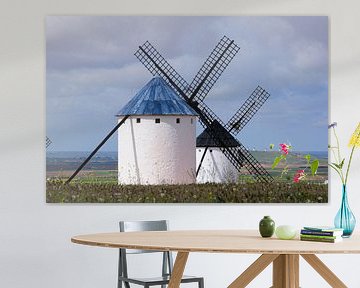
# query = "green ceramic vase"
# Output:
<box><xmin>259</xmin><ymin>216</ymin><xmax>275</xmax><ymax>238</ymax></box>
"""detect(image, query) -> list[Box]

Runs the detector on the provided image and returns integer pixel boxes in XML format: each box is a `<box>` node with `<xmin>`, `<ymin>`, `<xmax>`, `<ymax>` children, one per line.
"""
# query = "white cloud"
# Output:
<box><xmin>46</xmin><ymin>16</ymin><xmax>328</xmax><ymax>151</ymax></box>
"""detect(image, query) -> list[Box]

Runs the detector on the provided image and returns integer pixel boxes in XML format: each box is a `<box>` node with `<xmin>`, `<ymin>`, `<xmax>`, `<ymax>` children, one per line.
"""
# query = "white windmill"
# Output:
<box><xmin>196</xmin><ymin>128</ymin><xmax>239</xmax><ymax>183</ymax></box>
<box><xmin>116</xmin><ymin>77</ymin><xmax>198</xmax><ymax>185</ymax></box>
<box><xmin>66</xmin><ymin>37</ymin><xmax>271</xmax><ymax>185</ymax></box>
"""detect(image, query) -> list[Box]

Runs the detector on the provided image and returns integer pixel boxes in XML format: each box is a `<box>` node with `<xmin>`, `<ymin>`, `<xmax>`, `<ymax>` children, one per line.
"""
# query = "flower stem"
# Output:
<box><xmin>331</xmin><ymin>149</ymin><xmax>339</xmax><ymax>166</ymax></box>
<box><xmin>329</xmin><ymin>163</ymin><xmax>344</xmax><ymax>180</ymax></box>
<box><xmin>333</xmin><ymin>127</ymin><xmax>342</xmax><ymax>162</ymax></box>
<box><xmin>345</xmin><ymin>145</ymin><xmax>356</xmax><ymax>185</ymax></box>
<box><xmin>333</xmin><ymin>127</ymin><xmax>345</xmax><ymax>184</ymax></box>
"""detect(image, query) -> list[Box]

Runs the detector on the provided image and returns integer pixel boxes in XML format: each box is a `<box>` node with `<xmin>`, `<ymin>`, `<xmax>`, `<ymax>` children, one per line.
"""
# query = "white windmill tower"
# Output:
<box><xmin>196</xmin><ymin>128</ymin><xmax>239</xmax><ymax>183</ymax></box>
<box><xmin>116</xmin><ymin>77</ymin><xmax>198</xmax><ymax>185</ymax></box>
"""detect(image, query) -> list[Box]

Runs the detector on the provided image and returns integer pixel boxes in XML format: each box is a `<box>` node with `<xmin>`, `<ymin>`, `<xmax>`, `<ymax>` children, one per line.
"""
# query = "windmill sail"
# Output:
<box><xmin>187</xmin><ymin>36</ymin><xmax>240</xmax><ymax>103</ymax></box>
<box><xmin>46</xmin><ymin>136</ymin><xmax>52</xmax><ymax>148</ymax></box>
<box><xmin>197</xmin><ymin>118</ymin><xmax>271</xmax><ymax>182</ymax></box>
<box><xmin>135</xmin><ymin>42</ymin><xmax>227</xmax><ymax>127</ymax></box>
<box><xmin>226</xmin><ymin>86</ymin><xmax>270</xmax><ymax>135</ymax></box>
<box><xmin>135</xmin><ymin>41</ymin><xmax>189</xmax><ymax>99</ymax></box>
<box><xmin>135</xmin><ymin>38</ymin><xmax>273</xmax><ymax>182</ymax></box>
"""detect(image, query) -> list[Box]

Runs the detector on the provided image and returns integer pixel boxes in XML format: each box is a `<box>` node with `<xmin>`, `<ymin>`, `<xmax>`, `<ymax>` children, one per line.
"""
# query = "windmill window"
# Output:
<box><xmin>176</xmin><ymin>118</ymin><xmax>180</xmax><ymax>124</ymax></box>
<box><xmin>191</xmin><ymin>118</ymin><xmax>193</xmax><ymax>124</ymax></box>
<box><xmin>136</xmin><ymin>118</ymin><xmax>141</xmax><ymax>123</ymax></box>
<box><xmin>155</xmin><ymin>118</ymin><xmax>160</xmax><ymax>124</ymax></box>
<box><xmin>210</xmin><ymin>149</ymin><xmax>213</xmax><ymax>153</ymax></box>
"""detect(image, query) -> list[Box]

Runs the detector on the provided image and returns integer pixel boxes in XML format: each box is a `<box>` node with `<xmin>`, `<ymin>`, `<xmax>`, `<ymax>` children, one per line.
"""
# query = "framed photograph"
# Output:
<box><xmin>46</xmin><ymin>16</ymin><xmax>328</xmax><ymax>203</ymax></box>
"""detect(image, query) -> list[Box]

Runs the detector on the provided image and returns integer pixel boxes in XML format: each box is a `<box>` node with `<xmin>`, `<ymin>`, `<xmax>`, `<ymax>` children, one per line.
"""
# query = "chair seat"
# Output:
<box><xmin>119</xmin><ymin>274</ymin><xmax>203</xmax><ymax>286</ymax></box>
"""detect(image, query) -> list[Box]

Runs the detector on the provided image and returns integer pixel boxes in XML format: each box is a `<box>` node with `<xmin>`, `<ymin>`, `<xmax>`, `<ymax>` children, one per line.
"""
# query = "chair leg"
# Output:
<box><xmin>119</xmin><ymin>280</ymin><xmax>131</xmax><ymax>288</ymax></box>
<box><xmin>118</xmin><ymin>249</ymin><xmax>122</xmax><ymax>288</ymax></box>
<box><xmin>199</xmin><ymin>278</ymin><xmax>204</xmax><ymax>288</ymax></box>
<box><xmin>118</xmin><ymin>278</ymin><xmax>123</xmax><ymax>288</ymax></box>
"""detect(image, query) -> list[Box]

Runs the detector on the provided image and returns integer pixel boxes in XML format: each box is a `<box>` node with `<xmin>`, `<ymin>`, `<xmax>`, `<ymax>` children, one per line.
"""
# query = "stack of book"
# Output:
<box><xmin>300</xmin><ymin>226</ymin><xmax>344</xmax><ymax>243</ymax></box>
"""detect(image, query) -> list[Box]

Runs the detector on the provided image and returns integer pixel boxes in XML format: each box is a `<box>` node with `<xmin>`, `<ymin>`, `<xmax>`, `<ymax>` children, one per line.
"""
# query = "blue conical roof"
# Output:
<box><xmin>116</xmin><ymin>77</ymin><xmax>198</xmax><ymax>116</ymax></box>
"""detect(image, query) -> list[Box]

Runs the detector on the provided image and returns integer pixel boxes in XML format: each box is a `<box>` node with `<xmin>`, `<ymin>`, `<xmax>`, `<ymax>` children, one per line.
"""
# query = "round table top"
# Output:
<box><xmin>71</xmin><ymin>230</ymin><xmax>360</xmax><ymax>254</ymax></box>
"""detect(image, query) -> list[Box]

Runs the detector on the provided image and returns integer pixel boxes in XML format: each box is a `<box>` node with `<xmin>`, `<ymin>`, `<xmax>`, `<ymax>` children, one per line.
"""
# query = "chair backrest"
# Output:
<box><xmin>118</xmin><ymin>220</ymin><xmax>174</xmax><ymax>285</ymax></box>
<box><xmin>119</xmin><ymin>220</ymin><xmax>168</xmax><ymax>254</ymax></box>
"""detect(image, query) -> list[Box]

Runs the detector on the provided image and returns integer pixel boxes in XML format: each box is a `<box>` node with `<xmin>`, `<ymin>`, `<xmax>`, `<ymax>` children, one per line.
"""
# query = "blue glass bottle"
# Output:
<box><xmin>334</xmin><ymin>185</ymin><xmax>356</xmax><ymax>237</ymax></box>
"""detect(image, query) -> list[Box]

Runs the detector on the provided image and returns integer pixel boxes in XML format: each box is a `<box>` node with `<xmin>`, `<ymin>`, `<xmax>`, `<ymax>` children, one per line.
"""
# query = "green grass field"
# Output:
<box><xmin>46</xmin><ymin>180</ymin><xmax>327</xmax><ymax>203</ymax></box>
<box><xmin>46</xmin><ymin>150</ymin><xmax>328</xmax><ymax>203</ymax></box>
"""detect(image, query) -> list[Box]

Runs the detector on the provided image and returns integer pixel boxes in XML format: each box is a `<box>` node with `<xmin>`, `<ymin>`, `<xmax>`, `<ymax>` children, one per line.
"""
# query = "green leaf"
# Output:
<box><xmin>328</xmin><ymin>163</ymin><xmax>345</xmax><ymax>183</ymax></box>
<box><xmin>332</xmin><ymin>162</ymin><xmax>341</xmax><ymax>169</ymax></box>
<box><xmin>332</xmin><ymin>159</ymin><xmax>345</xmax><ymax>170</ymax></box>
<box><xmin>311</xmin><ymin>160</ymin><xmax>319</xmax><ymax>176</ymax></box>
<box><xmin>269</xmin><ymin>143</ymin><xmax>274</xmax><ymax>150</ymax></box>
<box><xmin>328</xmin><ymin>163</ymin><xmax>340</xmax><ymax>173</ymax></box>
<box><xmin>305</xmin><ymin>154</ymin><xmax>311</xmax><ymax>163</ymax></box>
<box><xmin>339</xmin><ymin>158</ymin><xmax>345</xmax><ymax>169</ymax></box>
<box><xmin>272</xmin><ymin>156</ymin><xmax>282</xmax><ymax>169</ymax></box>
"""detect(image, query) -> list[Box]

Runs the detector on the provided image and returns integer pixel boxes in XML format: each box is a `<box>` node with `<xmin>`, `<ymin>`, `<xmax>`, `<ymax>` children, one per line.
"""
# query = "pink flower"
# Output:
<box><xmin>293</xmin><ymin>169</ymin><xmax>305</xmax><ymax>183</ymax></box>
<box><xmin>279</xmin><ymin>143</ymin><xmax>290</xmax><ymax>155</ymax></box>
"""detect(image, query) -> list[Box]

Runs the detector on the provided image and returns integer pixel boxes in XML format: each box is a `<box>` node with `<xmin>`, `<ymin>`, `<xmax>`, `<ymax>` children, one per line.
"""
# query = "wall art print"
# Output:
<box><xmin>46</xmin><ymin>16</ymin><xmax>328</xmax><ymax>203</ymax></box>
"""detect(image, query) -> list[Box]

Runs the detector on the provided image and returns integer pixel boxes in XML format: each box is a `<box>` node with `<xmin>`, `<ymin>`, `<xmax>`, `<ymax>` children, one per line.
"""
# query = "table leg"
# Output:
<box><xmin>168</xmin><ymin>251</ymin><xmax>189</xmax><ymax>288</ymax></box>
<box><xmin>301</xmin><ymin>254</ymin><xmax>347</xmax><ymax>288</ymax></box>
<box><xmin>272</xmin><ymin>254</ymin><xmax>299</xmax><ymax>288</ymax></box>
<box><xmin>228</xmin><ymin>253</ymin><xmax>347</xmax><ymax>288</ymax></box>
<box><xmin>288</xmin><ymin>254</ymin><xmax>299</xmax><ymax>287</ymax></box>
<box><xmin>228</xmin><ymin>254</ymin><xmax>279</xmax><ymax>288</ymax></box>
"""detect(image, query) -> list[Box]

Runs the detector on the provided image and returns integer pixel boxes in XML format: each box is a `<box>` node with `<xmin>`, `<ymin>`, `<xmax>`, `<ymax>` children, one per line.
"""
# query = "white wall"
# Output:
<box><xmin>1</xmin><ymin>1</ymin><xmax>360</xmax><ymax>287</ymax></box>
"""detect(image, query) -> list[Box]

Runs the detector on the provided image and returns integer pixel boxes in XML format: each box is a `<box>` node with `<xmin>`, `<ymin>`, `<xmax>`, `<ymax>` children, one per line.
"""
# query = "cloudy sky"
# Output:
<box><xmin>46</xmin><ymin>16</ymin><xmax>328</xmax><ymax>152</ymax></box>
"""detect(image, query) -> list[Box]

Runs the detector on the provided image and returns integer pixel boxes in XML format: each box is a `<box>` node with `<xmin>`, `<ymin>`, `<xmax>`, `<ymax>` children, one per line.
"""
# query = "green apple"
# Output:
<box><xmin>275</xmin><ymin>225</ymin><xmax>297</xmax><ymax>240</ymax></box>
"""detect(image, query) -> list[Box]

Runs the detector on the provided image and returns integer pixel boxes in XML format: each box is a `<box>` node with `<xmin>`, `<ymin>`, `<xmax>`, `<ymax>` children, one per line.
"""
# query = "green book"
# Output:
<box><xmin>303</xmin><ymin>226</ymin><xmax>343</xmax><ymax>233</ymax></box>
<box><xmin>300</xmin><ymin>235</ymin><xmax>342</xmax><ymax>243</ymax></box>
<box><xmin>300</xmin><ymin>234</ymin><xmax>338</xmax><ymax>240</ymax></box>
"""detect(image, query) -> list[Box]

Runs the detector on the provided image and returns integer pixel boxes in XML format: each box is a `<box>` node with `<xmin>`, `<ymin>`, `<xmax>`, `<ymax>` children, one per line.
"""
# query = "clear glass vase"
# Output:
<box><xmin>334</xmin><ymin>185</ymin><xmax>356</xmax><ymax>237</ymax></box>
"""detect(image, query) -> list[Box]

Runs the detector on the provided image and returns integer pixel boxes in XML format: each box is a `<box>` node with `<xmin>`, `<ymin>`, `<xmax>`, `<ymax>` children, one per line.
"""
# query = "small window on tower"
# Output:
<box><xmin>155</xmin><ymin>118</ymin><xmax>160</xmax><ymax>124</ymax></box>
<box><xmin>176</xmin><ymin>118</ymin><xmax>180</xmax><ymax>124</ymax></box>
<box><xmin>210</xmin><ymin>149</ymin><xmax>213</xmax><ymax>153</ymax></box>
<box><xmin>191</xmin><ymin>118</ymin><xmax>193</xmax><ymax>124</ymax></box>
<box><xmin>136</xmin><ymin>118</ymin><xmax>141</xmax><ymax>123</ymax></box>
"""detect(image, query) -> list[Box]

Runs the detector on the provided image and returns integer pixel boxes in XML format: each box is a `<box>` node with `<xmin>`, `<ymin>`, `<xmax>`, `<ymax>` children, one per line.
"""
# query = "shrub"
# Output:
<box><xmin>46</xmin><ymin>180</ymin><xmax>327</xmax><ymax>203</ymax></box>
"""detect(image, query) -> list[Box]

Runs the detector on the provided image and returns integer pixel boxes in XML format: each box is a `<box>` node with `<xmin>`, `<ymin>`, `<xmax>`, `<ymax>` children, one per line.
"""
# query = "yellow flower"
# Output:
<box><xmin>348</xmin><ymin>122</ymin><xmax>360</xmax><ymax>147</ymax></box>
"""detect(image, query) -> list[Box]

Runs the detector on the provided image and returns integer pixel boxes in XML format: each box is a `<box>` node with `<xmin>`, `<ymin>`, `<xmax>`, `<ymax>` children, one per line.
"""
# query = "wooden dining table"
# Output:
<box><xmin>71</xmin><ymin>230</ymin><xmax>360</xmax><ymax>288</ymax></box>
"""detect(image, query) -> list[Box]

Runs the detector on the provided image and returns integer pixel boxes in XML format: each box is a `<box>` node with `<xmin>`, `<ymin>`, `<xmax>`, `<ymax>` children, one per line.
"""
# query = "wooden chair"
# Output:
<box><xmin>118</xmin><ymin>220</ymin><xmax>204</xmax><ymax>288</ymax></box>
